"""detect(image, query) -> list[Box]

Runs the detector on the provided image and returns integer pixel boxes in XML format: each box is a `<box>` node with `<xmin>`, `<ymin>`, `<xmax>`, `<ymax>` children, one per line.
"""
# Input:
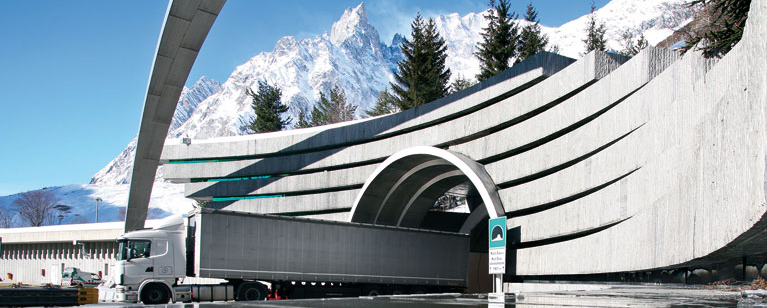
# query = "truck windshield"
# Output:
<box><xmin>117</xmin><ymin>240</ymin><xmax>151</xmax><ymax>260</ymax></box>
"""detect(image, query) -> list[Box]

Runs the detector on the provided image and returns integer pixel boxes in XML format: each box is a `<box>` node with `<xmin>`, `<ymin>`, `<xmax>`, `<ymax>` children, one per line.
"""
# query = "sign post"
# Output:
<box><xmin>488</xmin><ymin>216</ymin><xmax>506</xmax><ymax>301</ymax></box>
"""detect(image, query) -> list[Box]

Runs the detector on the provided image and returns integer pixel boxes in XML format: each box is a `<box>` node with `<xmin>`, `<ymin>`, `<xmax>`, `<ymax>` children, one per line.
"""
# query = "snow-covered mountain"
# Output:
<box><xmin>89</xmin><ymin>76</ymin><xmax>221</xmax><ymax>185</ymax></box>
<box><xmin>0</xmin><ymin>183</ymin><xmax>188</xmax><ymax>225</ymax></box>
<box><xmin>173</xmin><ymin>3</ymin><xmax>397</xmax><ymax>139</ymax></box>
<box><xmin>1</xmin><ymin>0</ymin><xmax>694</xmax><ymax>225</ymax></box>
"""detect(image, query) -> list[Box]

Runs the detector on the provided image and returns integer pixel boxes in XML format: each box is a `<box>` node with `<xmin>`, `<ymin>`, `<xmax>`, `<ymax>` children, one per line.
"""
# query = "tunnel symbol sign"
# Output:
<box><xmin>488</xmin><ymin>217</ymin><xmax>506</xmax><ymax>249</ymax></box>
<box><xmin>488</xmin><ymin>217</ymin><xmax>506</xmax><ymax>274</ymax></box>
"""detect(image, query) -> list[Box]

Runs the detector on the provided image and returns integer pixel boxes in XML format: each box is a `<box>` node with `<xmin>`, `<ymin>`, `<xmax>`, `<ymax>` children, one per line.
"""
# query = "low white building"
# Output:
<box><xmin>0</xmin><ymin>220</ymin><xmax>165</xmax><ymax>285</ymax></box>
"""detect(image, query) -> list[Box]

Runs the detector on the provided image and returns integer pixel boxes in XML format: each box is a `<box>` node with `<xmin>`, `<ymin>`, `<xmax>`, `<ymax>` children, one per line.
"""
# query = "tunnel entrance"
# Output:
<box><xmin>348</xmin><ymin>146</ymin><xmax>505</xmax><ymax>292</ymax></box>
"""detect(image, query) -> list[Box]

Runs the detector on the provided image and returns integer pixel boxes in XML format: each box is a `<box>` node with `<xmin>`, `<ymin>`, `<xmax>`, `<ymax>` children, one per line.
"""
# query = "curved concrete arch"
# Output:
<box><xmin>125</xmin><ymin>0</ymin><xmax>226</xmax><ymax>232</ymax></box>
<box><xmin>372</xmin><ymin>160</ymin><xmax>454</xmax><ymax>223</ymax></box>
<box><xmin>396</xmin><ymin>170</ymin><xmax>466</xmax><ymax>227</ymax></box>
<box><xmin>349</xmin><ymin>146</ymin><xmax>505</xmax><ymax>230</ymax></box>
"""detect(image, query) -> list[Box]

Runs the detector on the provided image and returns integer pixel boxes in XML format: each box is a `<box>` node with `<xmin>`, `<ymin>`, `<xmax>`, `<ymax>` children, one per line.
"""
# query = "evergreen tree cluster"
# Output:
<box><xmin>390</xmin><ymin>14</ymin><xmax>452</xmax><ymax>110</ymax></box>
<box><xmin>476</xmin><ymin>1</ymin><xmax>549</xmax><ymax>81</ymax></box>
<box><xmin>583</xmin><ymin>1</ymin><xmax>607</xmax><ymax>54</ymax></box>
<box><xmin>247</xmin><ymin>80</ymin><xmax>291</xmax><ymax>133</ymax></box>
<box><xmin>297</xmin><ymin>85</ymin><xmax>357</xmax><ymax>128</ymax></box>
<box><xmin>475</xmin><ymin>0</ymin><xmax>519</xmax><ymax>81</ymax></box>
<box><xmin>517</xmin><ymin>2</ymin><xmax>550</xmax><ymax>63</ymax></box>
<box><xmin>366</xmin><ymin>90</ymin><xmax>400</xmax><ymax>117</ymax></box>
<box><xmin>619</xmin><ymin>30</ymin><xmax>649</xmax><ymax>56</ymax></box>
<box><xmin>683</xmin><ymin>0</ymin><xmax>751</xmax><ymax>58</ymax></box>
<box><xmin>366</xmin><ymin>0</ymin><xmax>551</xmax><ymax>116</ymax></box>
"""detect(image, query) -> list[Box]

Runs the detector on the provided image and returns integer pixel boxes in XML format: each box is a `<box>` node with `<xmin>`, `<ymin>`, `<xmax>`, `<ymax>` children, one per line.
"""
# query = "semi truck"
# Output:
<box><xmin>99</xmin><ymin>208</ymin><xmax>470</xmax><ymax>304</ymax></box>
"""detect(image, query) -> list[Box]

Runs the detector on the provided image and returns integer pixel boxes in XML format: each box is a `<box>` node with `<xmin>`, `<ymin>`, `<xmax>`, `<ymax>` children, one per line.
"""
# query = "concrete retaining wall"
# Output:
<box><xmin>158</xmin><ymin>0</ymin><xmax>767</xmax><ymax>277</ymax></box>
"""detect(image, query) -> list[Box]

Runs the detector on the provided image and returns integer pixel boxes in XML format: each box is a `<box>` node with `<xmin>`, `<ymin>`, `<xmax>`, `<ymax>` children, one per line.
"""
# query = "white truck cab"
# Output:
<box><xmin>110</xmin><ymin>215</ymin><xmax>187</xmax><ymax>304</ymax></box>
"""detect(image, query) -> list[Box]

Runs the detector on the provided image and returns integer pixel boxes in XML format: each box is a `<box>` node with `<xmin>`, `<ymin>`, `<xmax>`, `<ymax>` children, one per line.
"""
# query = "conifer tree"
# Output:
<box><xmin>247</xmin><ymin>80</ymin><xmax>290</xmax><ymax>133</ymax></box>
<box><xmin>583</xmin><ymin>1</ymin><xmax>607</xmax><ymax>54</ymax></box>
<box><xmin>306</xmin><ymin>86</ymin><xmax>357</xmax><ymax>126</ymax></box>
<box><xmin>516</xmin><ymin>2</ymin><xmax>549</xmax><ymax>63</ymax></box>
<box><xmin>682</xmin><ymin>0</ymin><xmax>751</xmax><ymax>58</ymax></box>
<box><xmin>449</xmin><ymin>76</ymin><xmax>475</xmax><ymax>94</ymax></box>
<box><xmin>619</xmin><ymin>30</ymin><xmax>649</xmax><ymax>56</ymax></box>
<box><xmin>295</xmin><ymin>110</ymin><xmax>312</xmax><ymax>128</ymax></box>
<box><xmin>366</xmin><ymin>90</ymin><xmax>400</xmax><ymax>117</ymax></box>
<box><xmin>391</xmin><ymin>13</ymin><xmax>451</xmax><ymax>110</ymax></box>
<box><xmin>475</xmin><ymin>0</ymin><xmax>520</xmax><ymax>81</ymax></box>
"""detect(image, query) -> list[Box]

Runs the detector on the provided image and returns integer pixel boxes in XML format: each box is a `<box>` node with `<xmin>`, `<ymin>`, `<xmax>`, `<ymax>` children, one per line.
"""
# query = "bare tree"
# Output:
<box><xmin>13</xmin><ymin>190</ymin><xmax>59</xmax><ymax>226</ymax></box>
<box><xmin>0</xmin><ymin>204</ymin><xmax>15</xmax><ymax>228</ymax></box>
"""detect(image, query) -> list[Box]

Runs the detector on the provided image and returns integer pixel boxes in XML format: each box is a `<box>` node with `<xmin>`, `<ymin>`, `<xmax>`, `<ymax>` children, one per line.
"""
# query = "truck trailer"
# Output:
<box><xmin>100</xmin><ymin>208</ymin><xmax>470</xmax><ymax>304</ymax></box>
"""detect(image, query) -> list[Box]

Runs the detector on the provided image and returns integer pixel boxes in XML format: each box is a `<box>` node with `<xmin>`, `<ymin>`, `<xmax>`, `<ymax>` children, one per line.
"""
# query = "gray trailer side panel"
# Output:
<box><xmin>194</xmin><ymin>209</ymin><xmax>469</xmax><ymax>286</ymax></box>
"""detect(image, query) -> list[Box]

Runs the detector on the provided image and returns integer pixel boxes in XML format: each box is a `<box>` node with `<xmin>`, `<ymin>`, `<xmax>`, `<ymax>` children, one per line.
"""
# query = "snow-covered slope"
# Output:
<box><xmin>173</xmin><ymin>3</ymin><xmax>394</xmax><ymax>139</ymax></box>
<box><xmin>90</xmin><ymin>76</ymin><xmax>221</xmax><ymax>185</ymax></box>
<box><xmin>15</xmin><ymin>0</ymin><xmax>693</xmax><ymax>222</ymax></box>
<box><xmin>546</xmin><ymin>0</ymin><xmax>693</xmax><ymax>57</ymax></box>
<box><xmin>0</xmin><ymin>183</ymin><xmax>190</xmax><ymax>225</ymax></box>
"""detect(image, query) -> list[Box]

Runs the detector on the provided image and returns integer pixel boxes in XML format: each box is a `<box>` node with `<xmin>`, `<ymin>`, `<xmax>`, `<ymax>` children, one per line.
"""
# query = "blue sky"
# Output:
<box><xmin>0</xmin><ymin>0</ymin><xmax>608</xmax><ymax>196</ymax></box>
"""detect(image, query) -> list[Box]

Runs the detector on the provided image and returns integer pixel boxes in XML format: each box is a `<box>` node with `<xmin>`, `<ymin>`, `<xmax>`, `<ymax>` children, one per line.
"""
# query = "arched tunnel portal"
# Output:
<box><xmin>349</xmin><ymin>146</ymin><xmax>506</xmax><ymax>253</ymax></box>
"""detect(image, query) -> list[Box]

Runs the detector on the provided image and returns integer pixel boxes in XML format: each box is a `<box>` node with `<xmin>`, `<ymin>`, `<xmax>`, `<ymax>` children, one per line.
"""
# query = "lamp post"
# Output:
<box><xmin>94</xmin><ymin>197</ymin><xmax>102</xmax><ymax>223</ymax></box>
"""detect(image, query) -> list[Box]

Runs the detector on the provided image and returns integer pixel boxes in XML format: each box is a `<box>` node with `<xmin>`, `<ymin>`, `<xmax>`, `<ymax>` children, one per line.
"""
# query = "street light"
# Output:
<box><xmin>94</xmin><ymin>197</ymin><xmax>102</xmax><ymax>223</ymax></box>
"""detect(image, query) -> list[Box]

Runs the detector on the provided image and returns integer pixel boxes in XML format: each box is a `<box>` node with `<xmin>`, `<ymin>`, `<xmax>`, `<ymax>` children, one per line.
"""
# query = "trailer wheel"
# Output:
<box><xmin>141</xmin><ymin>283</ymin><xmax>170</xmax><ymax>304</ymax></box>
<box><xmin>363</xmin><ymin>286</ymin><xmax>382</xmax><ymax>296</ymax></box>
<box><xmin>389</xmin><ymin>286</ymin><xmax>405</xmax><ymax>295</ymax></box>
<box><xmin>237</xmin><ymin>282</ymin><xmax>267</xmax><ymax>301</ymax></box>
<box><xmin>410</xmin><ymin>286</ymin><xmax>427</xmax><ymax>294</ymax></box>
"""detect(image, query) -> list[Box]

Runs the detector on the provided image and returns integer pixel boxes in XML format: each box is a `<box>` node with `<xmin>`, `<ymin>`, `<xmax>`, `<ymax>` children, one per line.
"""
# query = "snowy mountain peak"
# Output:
<box><xmin>274</xmin><ymin>36</ymin><xmax>298</xmax><ymax>52</ymax></box>
<box><xmin>391</xmin><ymin>33</ymin><xmax>404</xmax><ymax>46</ymax></box>
<box><xmin>330</xmin><ymin>3</ymin><xmax>379</xmax><ymax>48</ymax></box>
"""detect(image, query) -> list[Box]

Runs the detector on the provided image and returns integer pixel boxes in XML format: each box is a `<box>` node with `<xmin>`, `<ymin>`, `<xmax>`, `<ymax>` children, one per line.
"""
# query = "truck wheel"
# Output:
<box><xmin>389</xmin><ymin>286</ymin><xmax>405</xmax><ymax>295</ymax></box>
<box><xmin>141</xmin><ymin>283</ymin><xmax>170</xmax><ymax>304</ymax></box>
<box><xmin>237</xmin><ymin>282</ymin><xmax>267</xmax><ymax>301</ymax></box>
<box><xmin>410</xmin><ymin>286</ymin><xmax>427</xmax><ymax>294</ymax></box>
<box><xmin>363</xmin><ymin>286</ymin><xmax>382</xmax><ymax>296</ymax></box>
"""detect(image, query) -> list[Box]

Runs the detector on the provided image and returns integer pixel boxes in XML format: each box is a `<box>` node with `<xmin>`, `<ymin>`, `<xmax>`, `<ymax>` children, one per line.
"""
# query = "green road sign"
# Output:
<box><xmin>488</xmin><ymin>217</ymin><xmax>506</xmax><ymax>249</ymax></box>
<box><xmin>488</xmin><ymin>216</ymin><xmax>506</xmax><ymax>274</ymax></box>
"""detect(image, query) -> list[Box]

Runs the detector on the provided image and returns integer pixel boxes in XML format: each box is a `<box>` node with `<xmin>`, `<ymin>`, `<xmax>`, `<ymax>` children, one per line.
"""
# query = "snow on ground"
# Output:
<box><xmin>0</xmin><ymin>182</ymin><xmax>193</xmax><ymax>226</ymax></box>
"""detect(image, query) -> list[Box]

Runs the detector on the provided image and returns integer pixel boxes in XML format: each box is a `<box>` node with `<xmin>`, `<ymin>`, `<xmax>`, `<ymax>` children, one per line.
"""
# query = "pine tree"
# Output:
<box><xmin>295</xmin><ymin>110</ymin><xmax>312</xmax><ymax>128</ymax></box>
<box><xmin>516</xmin><ymin>2</ymin><xmax>549</xmax><ymax>63</ymax></box>
<box><xmin>619</xmin><ymin>30</ymin><xmax>649</xmax><ymax>56</ymax></box>
<box><xmin>449</xmin><ymin>76</ymin><xmax>475</xmax><ymax>94</ymax></box>
<box><xmin>583</xmin><ymin>0</ymin><xmax>607</xmax><ymax>55</ymax></box>
<box><xmin>306</xmin><ymin>86</ymin><xmax>357</xmax><ymax>126</ymax></box>
<box><xmin>247</xmin><ymin>80</ymin><xmax>290</xmax><ymax>133</ymax></box>
<box><xmin>682</xmin><ymin>0</ymin><xmax>751</xmax><ymax>58</ymax></box>
<box><xmin>475</xmin><ymin>0</ymin><xmax>520</xmax><ymax>81</ymax></box>
<box><xmin>366</xmin><ymin>90</ymin><xmax>400</xmax><ymax>117</ymax></box>
<box><xmin>391</xmin><ymin>13</ymin><xmax>451</xmax><ymax>110</ymax></box>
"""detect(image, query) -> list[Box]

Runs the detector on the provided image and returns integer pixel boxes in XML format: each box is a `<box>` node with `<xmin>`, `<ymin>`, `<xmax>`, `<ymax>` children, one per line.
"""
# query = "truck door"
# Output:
<box><xmin>150</xmin><ymin>239</ymin><xmax>174</xmax><ymax>278</ymax></box>
<box><xmin>121</xmin><ymin>240</ymin><xmax>154</xmax><ymax>285</ymax></box>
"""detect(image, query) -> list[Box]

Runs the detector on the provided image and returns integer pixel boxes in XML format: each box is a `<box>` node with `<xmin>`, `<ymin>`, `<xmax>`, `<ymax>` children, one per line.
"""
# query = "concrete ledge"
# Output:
<box><xmin>206</xmin><ymin>190</ymin><xmax>358</xmax><ymax>215</ymax></box>
<box><xmin>160</xmin><ymin>52</ymin><xmax>576</xmax><ymax>162</ymax></box>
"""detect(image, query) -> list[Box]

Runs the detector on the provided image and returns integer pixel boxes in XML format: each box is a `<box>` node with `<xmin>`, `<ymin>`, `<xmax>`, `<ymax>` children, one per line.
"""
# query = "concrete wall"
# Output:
<box><xmin>0</xmin><ymin>242</ymin><xmax>117</xmax><ymax>285</ymax></box>
<box><xmin>156</xmin><ymin>0</ymin><xmax>767</xmax><ymax>279</ymax></box>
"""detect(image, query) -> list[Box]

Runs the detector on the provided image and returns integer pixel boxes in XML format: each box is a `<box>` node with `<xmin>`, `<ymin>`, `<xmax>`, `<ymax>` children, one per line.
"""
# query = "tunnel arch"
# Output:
<box><xmin>349</xmin><ymin>146</ymin><xmax>505</xmax><ymax>233</ymax></box>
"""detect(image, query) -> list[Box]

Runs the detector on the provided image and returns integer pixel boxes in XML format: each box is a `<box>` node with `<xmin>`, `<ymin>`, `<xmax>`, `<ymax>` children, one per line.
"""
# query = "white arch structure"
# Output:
<box><xmin>125</xmin><ymin>0</ymin><xmax>226</xmax><ymax>232</ymax></box>
<box><xmin>348</xmin><ymin>146</ymin><xmax>505</xmax><ymax>233</ymax></box>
